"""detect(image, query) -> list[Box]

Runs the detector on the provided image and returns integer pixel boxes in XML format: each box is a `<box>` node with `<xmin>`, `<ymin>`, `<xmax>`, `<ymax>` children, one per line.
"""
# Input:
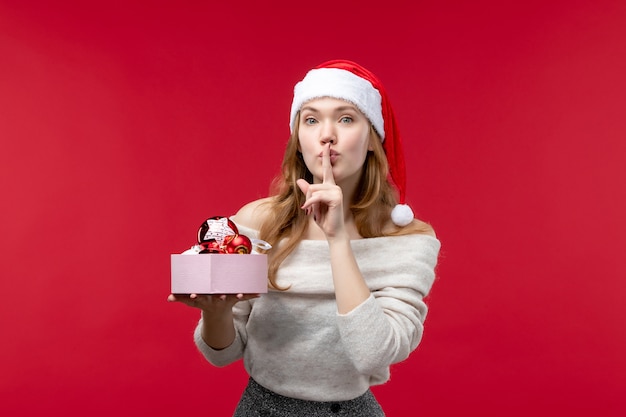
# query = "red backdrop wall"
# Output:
<box><xmin>1</xmin><ymin>1</ymin><xmax>625</xmax><ymax>416</ymax></box>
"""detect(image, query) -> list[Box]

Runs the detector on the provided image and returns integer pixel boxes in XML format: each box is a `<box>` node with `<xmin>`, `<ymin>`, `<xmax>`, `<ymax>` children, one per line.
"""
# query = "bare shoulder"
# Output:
<box><xmin>231</xmin><ymin>197</ymin><xmax>274</xmax><ymax>230</ymax></box>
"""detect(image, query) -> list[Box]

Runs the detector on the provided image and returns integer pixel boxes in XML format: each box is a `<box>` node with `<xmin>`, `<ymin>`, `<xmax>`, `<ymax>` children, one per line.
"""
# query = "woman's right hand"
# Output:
<box><xmin>167</xmin><ymin>293</ymin><xmax>259</xmax><ymax>316</ymax></box>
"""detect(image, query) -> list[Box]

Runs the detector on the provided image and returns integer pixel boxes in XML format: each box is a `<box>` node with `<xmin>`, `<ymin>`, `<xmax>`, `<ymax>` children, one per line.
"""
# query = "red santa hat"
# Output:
<box><xmin>289</xmin><ymin>59</ymin><xmax>414</xmax><ymax>227</ymax></box>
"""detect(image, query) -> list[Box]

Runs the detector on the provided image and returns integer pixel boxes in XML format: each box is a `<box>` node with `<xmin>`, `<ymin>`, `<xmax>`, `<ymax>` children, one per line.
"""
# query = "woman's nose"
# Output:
<box><xmin>320</xmin><ymin>124</ymin><xmax>336</xmax><ymax>144</ymax></box>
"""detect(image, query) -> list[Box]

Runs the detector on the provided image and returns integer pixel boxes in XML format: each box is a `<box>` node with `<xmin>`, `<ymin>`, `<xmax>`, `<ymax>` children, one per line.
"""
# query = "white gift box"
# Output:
<box><xmin>170</xmin><ymin>253</ymin><xmax>268</xmax><ymax>294</ymax></box>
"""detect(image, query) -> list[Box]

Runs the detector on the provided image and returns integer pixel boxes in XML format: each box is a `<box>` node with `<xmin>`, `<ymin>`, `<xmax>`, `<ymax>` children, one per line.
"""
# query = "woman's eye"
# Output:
<box><xmin>304</xmin><ymin>117</ymin><xmax>317</xmax><ymax>125</ymax></box>
<box><xmin>340</xmin><ymin>116</ymin><xmax>353</xmax><ymax>123</ymax></box>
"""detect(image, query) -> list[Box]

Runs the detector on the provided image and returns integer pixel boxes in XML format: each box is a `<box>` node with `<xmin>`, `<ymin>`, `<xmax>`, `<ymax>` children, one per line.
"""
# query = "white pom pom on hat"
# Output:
<box><xmin>290</xmin><ymin>59</ymin><xmax>415</xmax><ymax>227</ymax></box>
<box><xmin>391</xmin><ymin>204</ymin><xmax>415</xmax><ymax>227</ymax></box>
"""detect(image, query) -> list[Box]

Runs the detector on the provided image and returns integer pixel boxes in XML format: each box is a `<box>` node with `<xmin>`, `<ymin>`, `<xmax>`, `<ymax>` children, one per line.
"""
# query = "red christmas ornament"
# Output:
<box><xmin>225</xmin><ymin>234</ymin><xmax>252</xmax><ymax>254</ymax></box>
<box><xmin>197</xmin><ymin>216</ymin><xmax>239</xmax><ymax>244</ymax></box>
<box><xmin>194</xmin><ymin>215</ymin><xmax>253</xmax><ymax>255</ymax></box>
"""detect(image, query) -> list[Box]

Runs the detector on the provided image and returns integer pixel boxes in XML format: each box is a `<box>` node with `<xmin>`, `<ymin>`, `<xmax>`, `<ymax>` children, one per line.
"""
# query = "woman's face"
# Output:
<box><xmin>298</xmin><ymin>97</ymin><xmax>372</xmax><ymax>186</ymax></box>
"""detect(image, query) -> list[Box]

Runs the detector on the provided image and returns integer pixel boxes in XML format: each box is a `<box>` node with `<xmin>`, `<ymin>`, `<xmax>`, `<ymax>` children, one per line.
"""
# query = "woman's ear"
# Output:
<box><xmin>367</xmin><ymin>124</ymin><xmax>383</xmax><ymax>152</ymax></box>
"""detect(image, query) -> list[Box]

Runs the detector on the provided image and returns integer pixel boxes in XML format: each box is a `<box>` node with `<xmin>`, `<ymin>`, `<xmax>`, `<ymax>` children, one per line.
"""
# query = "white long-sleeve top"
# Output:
<box><xmin>194</xmin><ymin>223</ymin><xmax>440</xmax><ymax>401</ymax></box>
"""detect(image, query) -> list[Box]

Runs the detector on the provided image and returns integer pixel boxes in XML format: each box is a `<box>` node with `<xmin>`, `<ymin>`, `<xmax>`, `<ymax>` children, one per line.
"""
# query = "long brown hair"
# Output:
<box><xmin>258</xmin><ymin>113</ymin><xmax>431</xmax><ymax>289</ymax></box>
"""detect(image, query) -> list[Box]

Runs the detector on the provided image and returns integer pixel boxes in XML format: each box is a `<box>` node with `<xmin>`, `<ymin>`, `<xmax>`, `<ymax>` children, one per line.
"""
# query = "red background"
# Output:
<box><xmin>1</xmin><ymin>1</ymin><xmax>625</xmax><ymax>416</ymax></box>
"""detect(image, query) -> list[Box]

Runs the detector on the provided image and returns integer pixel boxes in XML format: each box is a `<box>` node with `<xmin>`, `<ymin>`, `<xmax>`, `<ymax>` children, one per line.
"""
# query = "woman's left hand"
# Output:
<box><xmin>296</xmin><ymin>143</ymin><xmax>346</xmax><ymax>239</ymax></box>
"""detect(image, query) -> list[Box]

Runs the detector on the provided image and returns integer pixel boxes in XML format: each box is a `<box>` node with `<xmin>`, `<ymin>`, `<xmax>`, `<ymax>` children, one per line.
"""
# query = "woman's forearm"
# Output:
<box><xmin>328</xmin><ymin>237</ymin><xmax>371</xmax><ymax>314</ymax></box>
<box><xmin>200</xmin><ymin>311</ymin><xmax>236</xmax><ymax>350</ymax></box>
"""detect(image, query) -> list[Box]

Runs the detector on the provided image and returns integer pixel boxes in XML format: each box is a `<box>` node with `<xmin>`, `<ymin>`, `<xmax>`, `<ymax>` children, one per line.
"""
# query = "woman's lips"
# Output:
<box><xmin>319</xmin><ymin>150</ymin><xmax>339</xmax><ymax>164</ymax></box>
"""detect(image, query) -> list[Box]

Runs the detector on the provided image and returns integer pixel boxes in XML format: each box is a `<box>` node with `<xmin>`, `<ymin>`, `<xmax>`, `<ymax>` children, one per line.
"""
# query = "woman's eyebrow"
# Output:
<box><xmin>334</xmin><ymin>106</ymin><xmax>358</xmax><ymax>113</ymax></box>
<box><xmin>300</xmin><ymin>105</ymin><xmax>319</xmax><ymax>113</ymax></box>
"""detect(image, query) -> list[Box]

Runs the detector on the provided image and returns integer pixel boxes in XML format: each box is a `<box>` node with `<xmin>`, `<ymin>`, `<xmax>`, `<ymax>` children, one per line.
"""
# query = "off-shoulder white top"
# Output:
<box><xmin>194</xmin><ymin>223</ymin><xmax>441</xmax><ymax>401</ymax></box>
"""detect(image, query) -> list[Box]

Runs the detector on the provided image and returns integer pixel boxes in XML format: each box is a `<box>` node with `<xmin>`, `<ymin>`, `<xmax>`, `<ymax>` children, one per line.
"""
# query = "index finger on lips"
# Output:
<box><xmin>322</xmin><ymin>143</ymin><xmax>335</xmax><ymax>185</ymax></box>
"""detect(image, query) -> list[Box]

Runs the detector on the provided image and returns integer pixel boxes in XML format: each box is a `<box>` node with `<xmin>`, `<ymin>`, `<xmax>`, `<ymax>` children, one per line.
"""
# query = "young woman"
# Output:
<box><xmin>169</xmin><ymin>60</ymin><xmax>441</xmax><ymax>416</ymax></box>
